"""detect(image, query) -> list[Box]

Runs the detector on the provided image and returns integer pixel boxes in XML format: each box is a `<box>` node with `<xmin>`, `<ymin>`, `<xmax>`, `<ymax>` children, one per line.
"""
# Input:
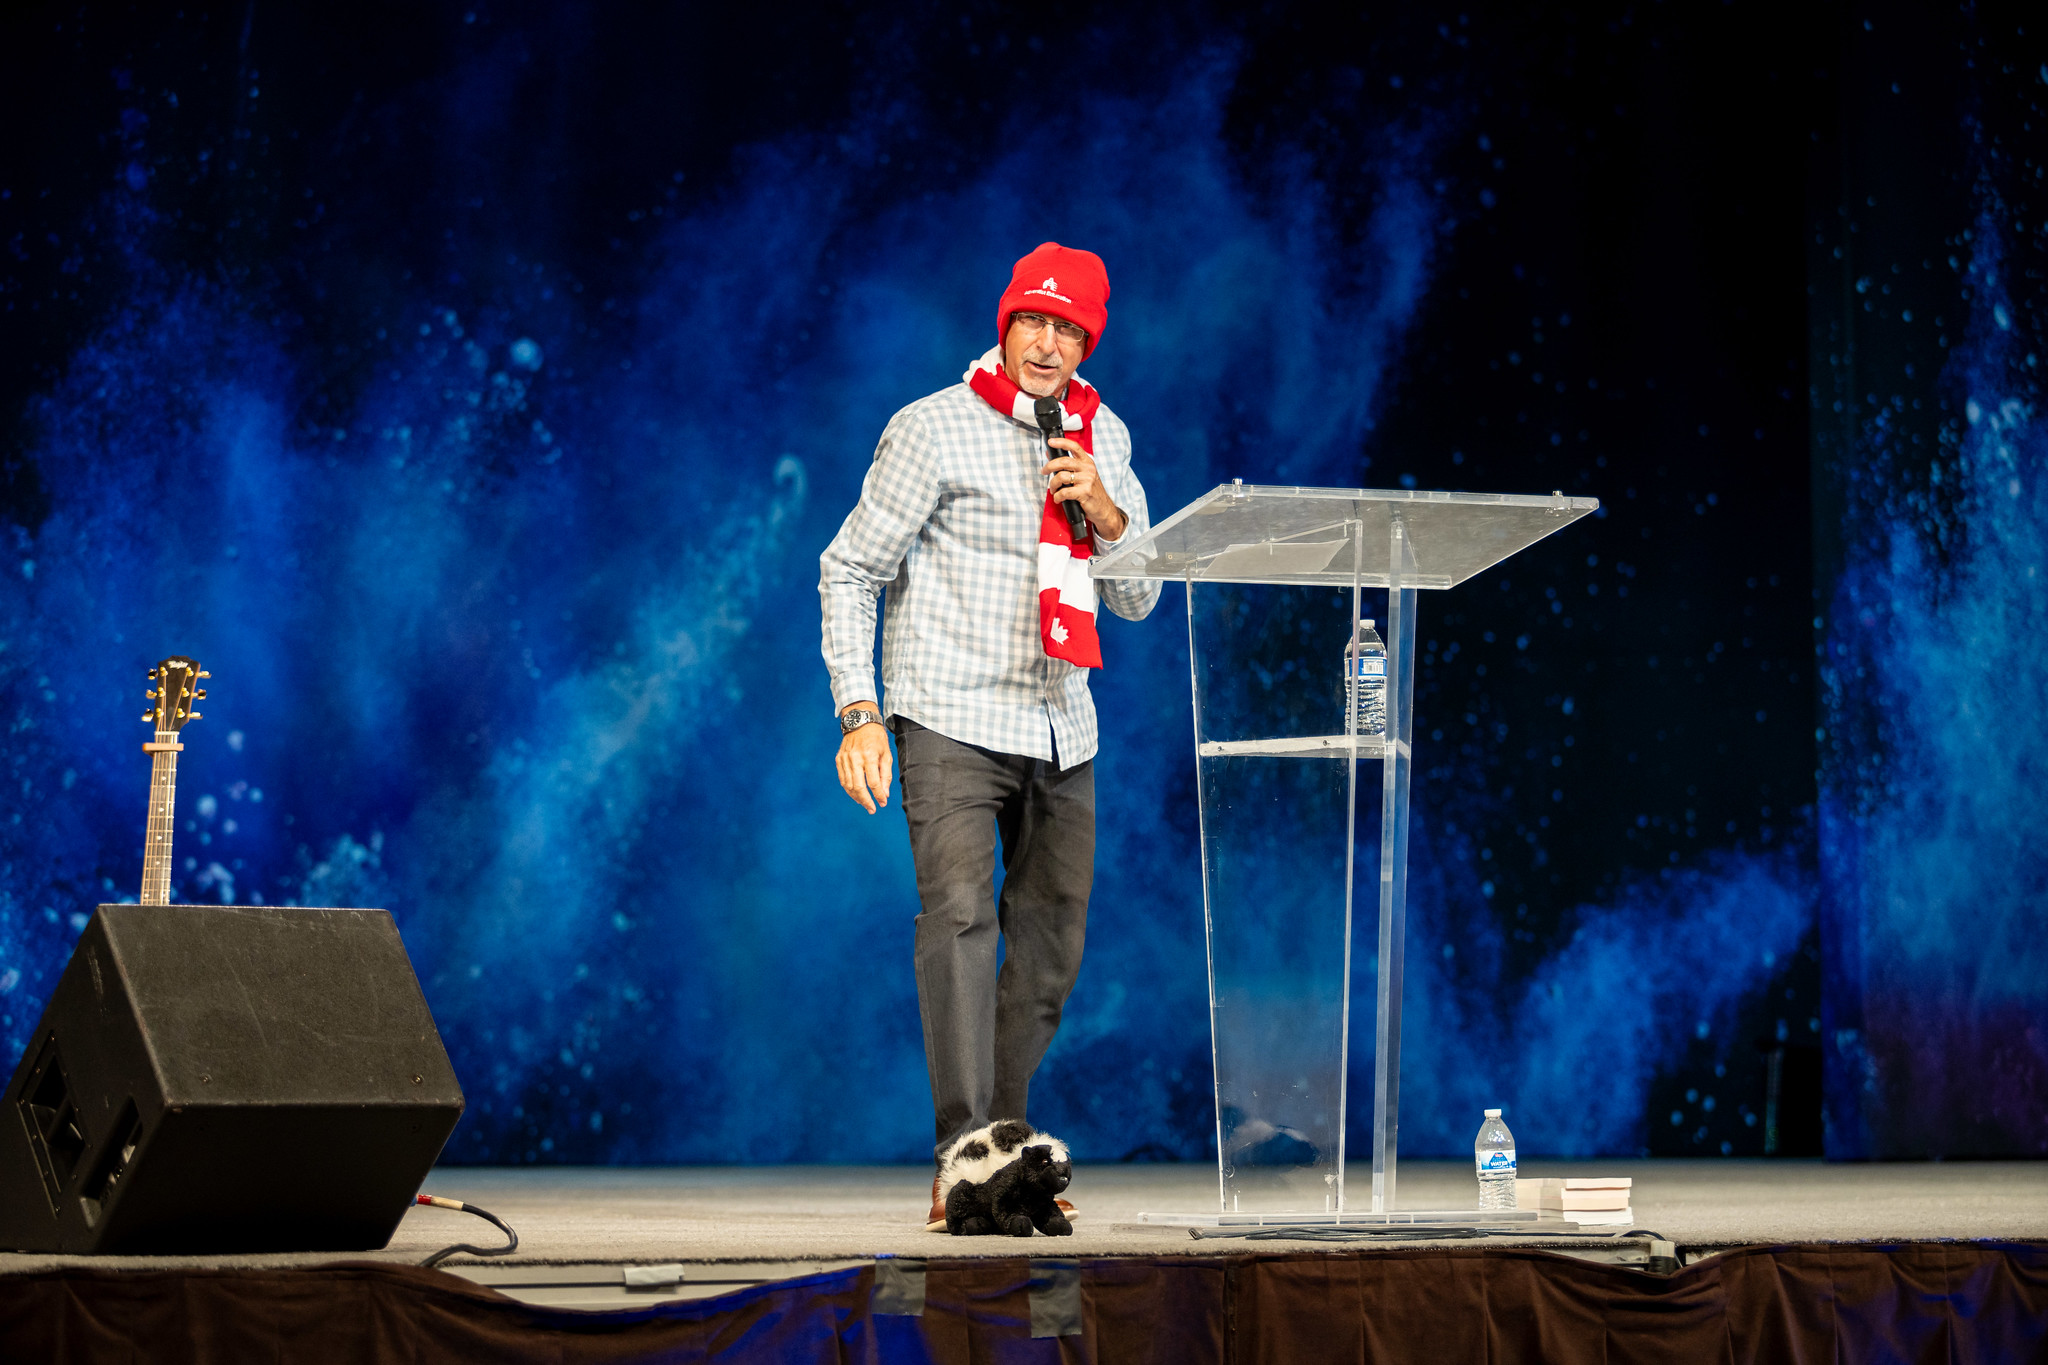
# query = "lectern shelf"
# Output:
<box><xmin>1092</xmin><ymin>483</ymin><xmax>1596</xmax><ymax>1225</ymax></box>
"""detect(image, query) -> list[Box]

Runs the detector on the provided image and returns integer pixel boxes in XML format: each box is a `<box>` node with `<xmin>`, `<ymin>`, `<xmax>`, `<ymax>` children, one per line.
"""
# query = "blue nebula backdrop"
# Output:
<box><xmin>1810</xmin><ymin>10</ymin><xmax>2048</xmax><ymax>1158</ymax></box>
<box><xmin>0</xmin><ymin>3</ymin><xmax>2038</xmax><ymax>1162</ymax></box>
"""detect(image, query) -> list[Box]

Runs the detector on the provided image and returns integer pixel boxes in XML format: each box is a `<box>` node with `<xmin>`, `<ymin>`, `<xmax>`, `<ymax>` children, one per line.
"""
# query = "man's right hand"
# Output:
<box><xmin>836</xmin><ymin>703</ymin><xmax>893</xmax><ymax>813</ymax></box>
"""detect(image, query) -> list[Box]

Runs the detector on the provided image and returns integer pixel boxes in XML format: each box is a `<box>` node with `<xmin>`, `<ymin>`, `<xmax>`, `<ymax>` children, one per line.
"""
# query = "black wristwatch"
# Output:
<box><xmin>839</xmin><ymin>708</ymin><xmax>883</xmax><ymax>734</ymax></box>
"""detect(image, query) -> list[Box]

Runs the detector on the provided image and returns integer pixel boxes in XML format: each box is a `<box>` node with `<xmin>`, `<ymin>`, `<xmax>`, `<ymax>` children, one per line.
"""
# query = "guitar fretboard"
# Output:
<box><xmin>140</xmin><ymin>730</ymin><xmax>180</xmax><ymax>905</ymax></box>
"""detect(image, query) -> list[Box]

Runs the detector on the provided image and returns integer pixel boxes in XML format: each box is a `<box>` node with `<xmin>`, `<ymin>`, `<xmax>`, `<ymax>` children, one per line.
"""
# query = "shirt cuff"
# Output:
<box><xmin>1091</xmin><ymin>518</ymin><xmax>1136</xmax><ymax>557</ymax></box>
<box><xmin>830</xmin><ymin>672</ymin><xmax>879</xmax><ymax>715</ymax></box>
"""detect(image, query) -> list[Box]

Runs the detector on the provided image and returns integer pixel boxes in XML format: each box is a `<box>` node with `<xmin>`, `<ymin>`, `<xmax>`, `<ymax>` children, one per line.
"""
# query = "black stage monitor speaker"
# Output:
<box><xmin>0</xmin><ymin>904</ymin><xmax>464</xmax><ymax>1254</ymax></box>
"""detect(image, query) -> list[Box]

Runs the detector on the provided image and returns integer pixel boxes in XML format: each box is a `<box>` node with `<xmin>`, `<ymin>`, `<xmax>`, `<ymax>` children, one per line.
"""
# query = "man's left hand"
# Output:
<box><xmin>1042</xmin><ymin>438</ymin><xmax>1128</xmax><ymax>542</ymax></box>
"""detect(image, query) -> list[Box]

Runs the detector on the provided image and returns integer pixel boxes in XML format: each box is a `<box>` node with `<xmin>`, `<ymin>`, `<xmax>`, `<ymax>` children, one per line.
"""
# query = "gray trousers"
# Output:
<box><xmin>893</xmin><ymin>719</ymin><xmax>1094</xmax><ymax>1166</ymax></box>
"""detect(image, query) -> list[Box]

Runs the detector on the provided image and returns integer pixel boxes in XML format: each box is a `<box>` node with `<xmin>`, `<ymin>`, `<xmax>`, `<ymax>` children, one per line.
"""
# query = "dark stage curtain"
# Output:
<box><xmin>1</xmin><ymin>1244</ymin><xmax>2043</xmax><ymax>1363</ymax></box>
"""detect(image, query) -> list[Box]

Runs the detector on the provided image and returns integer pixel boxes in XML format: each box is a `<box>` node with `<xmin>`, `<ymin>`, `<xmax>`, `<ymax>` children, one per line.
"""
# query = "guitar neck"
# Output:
<box><xmin>140</xmin><ymin>731</ymin><xmax>181</xmax><ymax>905</ymax></box>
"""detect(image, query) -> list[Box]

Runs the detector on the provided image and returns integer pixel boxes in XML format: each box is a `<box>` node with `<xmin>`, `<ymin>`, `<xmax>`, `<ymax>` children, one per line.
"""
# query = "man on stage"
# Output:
<box><xmin>819</xmin><ymin>243</ymin><xmax>1161</xmax><ymax>1228</ymax></box>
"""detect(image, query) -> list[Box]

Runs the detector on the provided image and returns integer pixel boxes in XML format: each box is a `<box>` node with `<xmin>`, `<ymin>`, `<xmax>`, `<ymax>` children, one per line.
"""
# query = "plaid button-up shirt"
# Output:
<box><xmin>820</xmin><ymin>382</ymin><xmax>1161</xmax><ymax>765</ymax></box>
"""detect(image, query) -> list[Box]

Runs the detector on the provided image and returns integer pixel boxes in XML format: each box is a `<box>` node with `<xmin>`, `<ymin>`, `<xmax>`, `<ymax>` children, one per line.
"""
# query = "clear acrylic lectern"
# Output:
<box><xmin>1091</xmin><ymin>482</ymin><xmax>1597</xmax><ymax>1227</ymax></box>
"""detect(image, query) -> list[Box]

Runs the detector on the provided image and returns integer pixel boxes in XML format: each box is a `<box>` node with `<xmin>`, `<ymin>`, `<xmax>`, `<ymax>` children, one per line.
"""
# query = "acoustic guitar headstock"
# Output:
<box><xmin>143</xmin><ymin>657</ymin><xmax>209</xmax><ymax>734</ymax></box>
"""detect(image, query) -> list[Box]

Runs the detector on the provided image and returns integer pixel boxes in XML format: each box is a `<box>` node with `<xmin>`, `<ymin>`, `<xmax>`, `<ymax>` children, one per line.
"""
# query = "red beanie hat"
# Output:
<box><xmin>998</xmin><ymin>242</ymin><xmax>1110</xmax><ymax>358</ymax></box>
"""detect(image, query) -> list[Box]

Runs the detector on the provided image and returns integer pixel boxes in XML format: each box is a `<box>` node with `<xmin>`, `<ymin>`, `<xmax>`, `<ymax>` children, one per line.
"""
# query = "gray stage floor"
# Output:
<box><xmin>397</xmin><ymin>1158</ymin><xmax>2047</xmax><ymax>1260</ymax></box>
<box><xmin>2</xmin><ymin>1160</ymin><xmax>2041</xmax><ymax>1278</ymax></box>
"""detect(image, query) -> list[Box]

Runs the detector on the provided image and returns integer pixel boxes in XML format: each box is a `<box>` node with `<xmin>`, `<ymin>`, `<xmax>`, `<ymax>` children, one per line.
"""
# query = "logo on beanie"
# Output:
<box><xmin>1024</xmin><ymin>277</ymin><xmax>1074</xmax><ymax>304</ymax></box>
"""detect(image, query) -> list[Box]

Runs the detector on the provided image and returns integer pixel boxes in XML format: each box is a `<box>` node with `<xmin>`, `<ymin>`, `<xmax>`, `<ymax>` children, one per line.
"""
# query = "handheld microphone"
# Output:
<box><xmin>1034</xmin><ymin>396</ymin><xmax>1090</xmax><ymax>541</ymax></box>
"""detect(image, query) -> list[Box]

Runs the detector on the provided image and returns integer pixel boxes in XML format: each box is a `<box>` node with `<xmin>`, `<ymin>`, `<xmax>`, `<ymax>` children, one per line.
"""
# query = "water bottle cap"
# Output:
<box><xmin>1484</xmin><ymin>1108</ymin><xmax>1501</xmax><ymax>1117</ymax></box>
<box><xmin>1359</xmin><ymin>619</ymin><xmax>1374</xmax><ymax>629</ymax></box>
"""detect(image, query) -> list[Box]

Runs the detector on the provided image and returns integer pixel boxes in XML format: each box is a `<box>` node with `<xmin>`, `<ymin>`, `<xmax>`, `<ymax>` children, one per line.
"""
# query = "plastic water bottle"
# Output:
<box><xmin>1343</xmin><ymin>620</ymin><xmax>1387</xmax><ymax>736</ymax></box>
<box><xmin>1475</xmin><ymin>1109</ymin><xmax>1517</xmax><ymax>1209</ymax></box>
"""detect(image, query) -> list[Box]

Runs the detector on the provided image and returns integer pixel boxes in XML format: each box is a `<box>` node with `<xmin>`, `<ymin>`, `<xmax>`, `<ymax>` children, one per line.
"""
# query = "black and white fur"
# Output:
<box><xmin>936</xmin><ymin>1120</ymin><xmax>1070</xmax><ymax>1205</ymax></box>
<box><xmin>937</xmin><ymin>1119</ymin><xmax>1074</xmax><ymax>1237</ymax></box>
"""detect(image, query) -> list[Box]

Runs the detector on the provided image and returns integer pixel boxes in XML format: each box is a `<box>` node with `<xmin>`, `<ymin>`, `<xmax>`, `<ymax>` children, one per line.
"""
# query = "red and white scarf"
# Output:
<box><xmin>963</xmin><ymin>347</ymin><xmax>1104</xmax><ymax>670</ymax></box>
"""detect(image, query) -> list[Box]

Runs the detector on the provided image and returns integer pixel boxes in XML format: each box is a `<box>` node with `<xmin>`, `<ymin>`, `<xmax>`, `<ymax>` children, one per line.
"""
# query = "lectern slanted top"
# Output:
<box><xmin>1092</xmin><ymin>482</ymin><xmax>1597</xmax><ymax>1225</ymax></box>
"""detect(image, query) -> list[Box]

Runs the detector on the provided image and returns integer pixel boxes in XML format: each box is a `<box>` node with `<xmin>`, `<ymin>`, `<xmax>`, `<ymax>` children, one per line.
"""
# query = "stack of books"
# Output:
<box><xmin>1514</xmin><ymin>1177</ymin><xmax>1633</xmax><ymax>1225</ymax></box>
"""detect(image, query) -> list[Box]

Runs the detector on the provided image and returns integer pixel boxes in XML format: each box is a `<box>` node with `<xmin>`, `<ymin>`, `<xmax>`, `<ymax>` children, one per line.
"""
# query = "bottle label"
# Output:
<box><xmin>1476</xmin><ymin>1148</ymin><xmax>1517</xmax><ymax>1175</ymax></box>
<box><xmin>1351</xmin><ymin>657</ymin><xmax>1386</xmax><ymax>679</ymax></box>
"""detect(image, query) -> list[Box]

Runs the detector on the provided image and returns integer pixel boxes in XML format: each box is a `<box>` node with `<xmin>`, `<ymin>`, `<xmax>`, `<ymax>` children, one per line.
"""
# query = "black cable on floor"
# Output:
<box><xmin>415</xmin><ymin>1194</ymin><xmax>520</xmax><ymax>1268</ymax></box>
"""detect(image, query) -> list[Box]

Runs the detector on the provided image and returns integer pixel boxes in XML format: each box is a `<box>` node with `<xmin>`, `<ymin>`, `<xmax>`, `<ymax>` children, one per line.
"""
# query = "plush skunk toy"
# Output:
<box><xmin>937</xmin><ymin>1119</ymin><xmax>1074</xmax><ymax>1237</ymax></box>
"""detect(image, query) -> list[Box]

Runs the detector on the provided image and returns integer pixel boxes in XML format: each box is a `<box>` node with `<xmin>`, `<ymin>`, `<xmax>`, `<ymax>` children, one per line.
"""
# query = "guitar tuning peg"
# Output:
<box><xmin>193</xmin><ymin>690</ymin><xmax>206</xmax><ymax>699</ymax></box>
<box><xmin>140</xmin><ymin>712</ymin><xmax>153</xmax><ymax>722</ymax></box>
<box><xmin>146</xmin><ymin>689</ymin><xmax>157</xmax><ymax>699</ymax></box>
<box><xmin>187</xmin><ymin>712</ymin><xmax>201</xmax><ymax>721</ymax></box>
<box><xmin>198</xmin><ymin>671</ymin><xmax>211</xmax><ymax>678</ymax></box>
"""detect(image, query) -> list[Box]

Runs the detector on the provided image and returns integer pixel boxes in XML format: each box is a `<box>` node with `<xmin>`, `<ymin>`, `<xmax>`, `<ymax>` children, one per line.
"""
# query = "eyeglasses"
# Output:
<box><xmin>1011</xmin><ymin>312</ymin><xmax>1089</xmax><ymax>345</ymax></box>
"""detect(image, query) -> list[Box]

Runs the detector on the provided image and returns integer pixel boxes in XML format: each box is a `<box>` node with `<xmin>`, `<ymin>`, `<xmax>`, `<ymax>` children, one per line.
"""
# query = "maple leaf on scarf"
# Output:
<box><xmin>1049</xmin><ymin>618</ymin><xmax>1069</xmax><ymax>644</ymax></box>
